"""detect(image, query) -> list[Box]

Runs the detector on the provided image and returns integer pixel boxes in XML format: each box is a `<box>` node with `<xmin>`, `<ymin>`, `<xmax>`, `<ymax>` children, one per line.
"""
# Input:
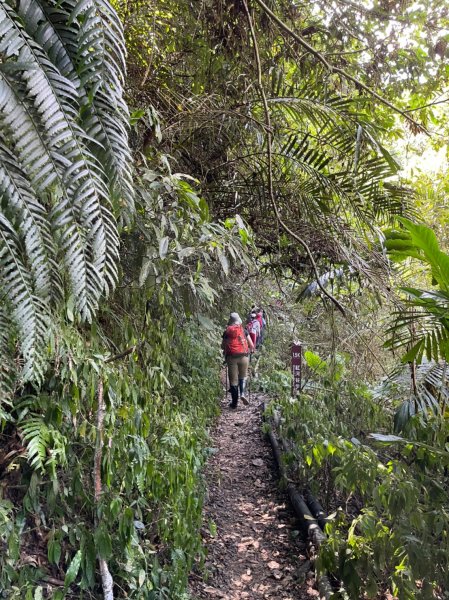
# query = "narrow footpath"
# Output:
<box><xmin>190</xmin><ymin>388</ymin><xmax>319</xmax><ymax>600</ymax></box>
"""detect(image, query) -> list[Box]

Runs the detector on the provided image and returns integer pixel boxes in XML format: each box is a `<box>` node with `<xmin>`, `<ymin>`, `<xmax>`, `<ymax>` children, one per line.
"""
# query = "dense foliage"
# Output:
<box><xmin>2</xmin><ymin>0</ymin><xmax>449</xmax><ymax>598</ymax></box>
<box><xmin>259</xmin><ymin>227</ymin><xmax>449</xmax><ymax>598</ymax></box>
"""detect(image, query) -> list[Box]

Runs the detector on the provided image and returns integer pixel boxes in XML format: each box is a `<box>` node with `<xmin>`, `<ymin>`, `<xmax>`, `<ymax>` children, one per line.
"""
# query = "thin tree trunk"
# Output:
<box><xmin>94</xmin><ymin>379</ymin><xmax>114</xmax><ymax>600</ymax></box>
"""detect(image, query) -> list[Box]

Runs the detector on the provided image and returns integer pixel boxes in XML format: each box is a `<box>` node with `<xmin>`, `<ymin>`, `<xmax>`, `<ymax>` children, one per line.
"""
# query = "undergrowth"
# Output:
<box><xmin>0</xmin><ymin>321</ymin><xmax>221</xmax><ymax>599</ymax></box>
<box><xmin>0</xmin><ymin>152</ymin><xmax>251</xmax><ymax>599</ymax></box>
<box><xmin>259</xmin><ymin>313</ymin><xmax>449</xmax><ymax>599</ymax></box>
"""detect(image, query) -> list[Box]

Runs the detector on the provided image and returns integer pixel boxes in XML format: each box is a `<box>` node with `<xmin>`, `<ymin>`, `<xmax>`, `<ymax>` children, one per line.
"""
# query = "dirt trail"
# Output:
<box><xmin>190</xmin><ymin>389</ymin><xmax>319</xmax><ymax>600</ymax></box>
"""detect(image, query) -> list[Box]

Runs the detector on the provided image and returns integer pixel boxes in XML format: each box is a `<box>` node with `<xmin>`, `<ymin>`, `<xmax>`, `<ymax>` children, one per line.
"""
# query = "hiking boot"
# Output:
<box><xmin>229</xmin><ymin>385</ymin><xmax>239</xmax><ymax>409</ymax></box>
<box><xmin>239</xmin><ymin>378</ymin><xmax>249</xmax><ymax>405</ymax></box>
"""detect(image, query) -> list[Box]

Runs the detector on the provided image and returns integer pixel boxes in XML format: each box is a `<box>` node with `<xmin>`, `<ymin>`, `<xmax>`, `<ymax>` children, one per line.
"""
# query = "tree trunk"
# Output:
<box><xmin>94</xmin><ymin>379</ymin><xmax>114</xmax><ymax>600</ymax></box>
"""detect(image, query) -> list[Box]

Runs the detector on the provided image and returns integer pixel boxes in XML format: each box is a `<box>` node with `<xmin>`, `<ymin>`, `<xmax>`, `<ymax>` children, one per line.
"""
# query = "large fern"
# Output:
<box><xmin>0</xmin><ymin>0</ymin><xmax>133</xmax><ymax>389</ymax></box>
<box><xmin>197</xmin><ymin>85</ymin><xmax>414</xmax><ymax>282</ymax></box>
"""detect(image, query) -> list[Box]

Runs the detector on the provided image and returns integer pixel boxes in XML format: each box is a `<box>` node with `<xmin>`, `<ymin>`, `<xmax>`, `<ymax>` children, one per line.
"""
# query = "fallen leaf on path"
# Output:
<box><xmin>267</xmin><ymin>560</ymin><xmax>281</xmax><ymax>570</ymax></box>
<box><xmin>203</xmin><ymin>586</ymin><xmax>224</xmax><ymax>597</ymax></box>
<box><xmin>237</xmin><ymin>538</ymin><xmax>260</xmax><ymax>552</ymax></box>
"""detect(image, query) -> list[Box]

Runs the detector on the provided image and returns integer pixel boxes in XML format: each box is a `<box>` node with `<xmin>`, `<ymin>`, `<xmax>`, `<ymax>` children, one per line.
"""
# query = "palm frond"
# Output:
<box><xmin>376</xmin><ymin>361</ymin><xmax>449</xmax><ymax>432</ymax></box>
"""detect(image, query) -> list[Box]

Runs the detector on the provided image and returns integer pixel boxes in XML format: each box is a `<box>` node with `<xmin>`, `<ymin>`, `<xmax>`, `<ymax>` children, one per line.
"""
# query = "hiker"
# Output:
<box><xmin>222</xmin><ymin>312</ymin><xmax>255</xmax><ymax>409</ymax></box>
<box><xmin>255</xmin><ymin>307</ymin><xmax>265</xmax><ymax>348</ymax></box>
<box><xmin>246</xmin><ymin>312</ymin><xmax>261</xmax><ymax>348</ymax></box>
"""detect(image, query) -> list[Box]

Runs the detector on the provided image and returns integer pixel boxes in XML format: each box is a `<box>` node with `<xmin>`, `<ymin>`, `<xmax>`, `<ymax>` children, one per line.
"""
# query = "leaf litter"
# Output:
<box><xmin>189</xmin><ymin>391</ymin><xmax>317</xmax><ymax>599</ymax></box>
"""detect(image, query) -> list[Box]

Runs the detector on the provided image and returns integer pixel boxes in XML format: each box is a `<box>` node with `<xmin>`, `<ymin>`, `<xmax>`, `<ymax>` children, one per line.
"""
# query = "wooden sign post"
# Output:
<box><xmin>291</xmin><ymin>341</ymin><xmax>302</xmax><ymax>396</ymax></box>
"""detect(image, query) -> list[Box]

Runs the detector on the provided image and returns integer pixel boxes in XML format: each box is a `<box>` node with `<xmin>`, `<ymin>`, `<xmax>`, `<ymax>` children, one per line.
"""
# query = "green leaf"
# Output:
<box><xmin>66</xmin><ymin>295</ymin><xmax>75</xmax><ymax>323</ymax></box>
<box><xmin>369</xmin><ymin>433</ymin><xmax>405</xmax><ymax>443</ymax></box>
<box><xmin>64</xmin><ymin>549</ymin><xmax>82</xmax><ymax>590</ymax></box>
<box><xmin>401</xmin><ymin>340</ymin><xmax>424</xmax><ymax>363</ymax></box>
<box><xmin>139</xmin><ymin>569</ymin><xmax>146</xmax><ymax>587</ymax></box>
<box><xmin>110</xmin><ymin>497</ymin><xmax>122</xmax><ymax>519</ymax></box>
<box><xmin>48</xmin><ymin>538</ymin><xmax>62</xmax><ymax>565</ymax></box>
<box><xmin>394</xmin><ymin>400</ymin><xmax>415</xmax><ymax>433</ymax></box>
<box><xmin>218</xmin><ymin>251</ymin><xmax>229</xmax><ymax>275</ymax></box>
<box><xmin>159</xmin><ymin>236</ymin><xmax>169</xmax><ymax>259</ymax></box>
<box><xmin>94</xmin><ymin>525</ymin><xmax>112</xmax><ymax>559</ymax></box>
<box><xmin>34</xmin><ymin>587</ymin><xmax>43</xmax><ymax>600</ymax></box>
<box><xmin>304</xmin><ymin>350</ymin><xmax>327</xmax><ymax>374</ymax></box>
<box><xmin>130</xmin><ymin>109</ymin><xmax>146</xmax><ymax>126</ymax></box>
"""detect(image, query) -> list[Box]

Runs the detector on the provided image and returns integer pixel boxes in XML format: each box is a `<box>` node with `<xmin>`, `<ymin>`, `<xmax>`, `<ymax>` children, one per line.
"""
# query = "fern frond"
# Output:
<box><xmin>21</xmin><ymin>416</ymin><xmax>50</xmax><ymax>472</ymax></box>
<box><xmin>62</xmin><ymin>0</ymin><xmax>127</xmax><ymax>94</ymax></box>
<box><xmin>0</xmin><ymin>0</ymin><xmax>131</xmax><ymax>377</ymax></box>
<box><xmin>0</xmin><ymin>66</ymin><xmax>92</xmax><ymax>316</ymax></box>
<box><xmin>14</xmin><ymin>0</ymin><xmax>81</xmax><ymax>85</ymax></box>
<box><xmin>82</xmin><ymin>91</ymin><xmax>134</xmax><ymax>216</ymax></box>
<box><xmin>57</xmin><ymin>0</ymin><xmax>134</xmax><ymax>215</ymax></box>
<box><xmin>0</xmin><ymin>212</ymin><xmax>49</xmax><ymax>381</ymax></box>
<box><xmin>20</xmin><ymin>415</ymin><xmax>67</xmax><ymax>475</ymax></box>
<box><xmin>14</xmin><ymin>0</ymin><xmax>133</xmax><ymax>215</ymax></box>
<box><xmin>6</xmin><ymin>8</ymin><xmax>119</xmax><ymax>296</ymax></box>
<box><xmin>0</xmin><ymin>308</ymin><xmax>15</xmax><ymax>406</ymax></box>
<box><xmin>0</xmin><ymin>144</ymin><xmax>60</xmax><ymax>300</ymax></box>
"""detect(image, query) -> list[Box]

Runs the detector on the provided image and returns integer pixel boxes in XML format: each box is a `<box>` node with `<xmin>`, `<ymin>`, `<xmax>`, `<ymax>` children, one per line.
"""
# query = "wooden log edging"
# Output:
<box><xmin>274</xmin><ymin>429</ymin><xmax>328</xmax><ymax>532</ymax></box>
<box><xmin>263</xmin><ymin>402</ymin><xmax>334</xmax><ymax>599</ymax></box>
<box><xmin>304</xmin><ymin>489</ymin><xmax>328</xmax><ymax>532</ymax></box>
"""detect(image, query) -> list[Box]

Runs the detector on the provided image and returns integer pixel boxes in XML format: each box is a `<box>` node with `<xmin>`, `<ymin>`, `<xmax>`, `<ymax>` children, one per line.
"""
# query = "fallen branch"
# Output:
<box><xmin>94</xmin><ymin>379</ymin><xmax>114</xmax><ymax>600</ymax></box>
<box><xmin>105</xmin><ymin>345</ymin><xmax>137</xmax><ymax>363</ymax></box>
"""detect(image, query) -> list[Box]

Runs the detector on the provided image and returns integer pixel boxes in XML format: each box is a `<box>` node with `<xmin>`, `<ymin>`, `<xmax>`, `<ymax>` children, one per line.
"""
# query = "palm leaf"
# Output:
<box><xmin>376</xmin><ymin>361</ymin><xmax>449</xmax><ymax>432</ymax></box>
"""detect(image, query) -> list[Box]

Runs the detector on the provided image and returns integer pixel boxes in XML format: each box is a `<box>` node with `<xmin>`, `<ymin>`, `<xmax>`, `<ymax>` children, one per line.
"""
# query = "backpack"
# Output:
<box><xmin>247</xmin><ymin>319</ymin><xmax>260</xmax><ymax>347</ymax></box>
<box><xmin>223</xmin><ymin>324</ymin><xmax>249</xmax><ymax>356</ymax></box>
<box><xmin>247</xmin><ymin>319</ymin><xmax>260</xmax><ymax>336</ymax></box>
